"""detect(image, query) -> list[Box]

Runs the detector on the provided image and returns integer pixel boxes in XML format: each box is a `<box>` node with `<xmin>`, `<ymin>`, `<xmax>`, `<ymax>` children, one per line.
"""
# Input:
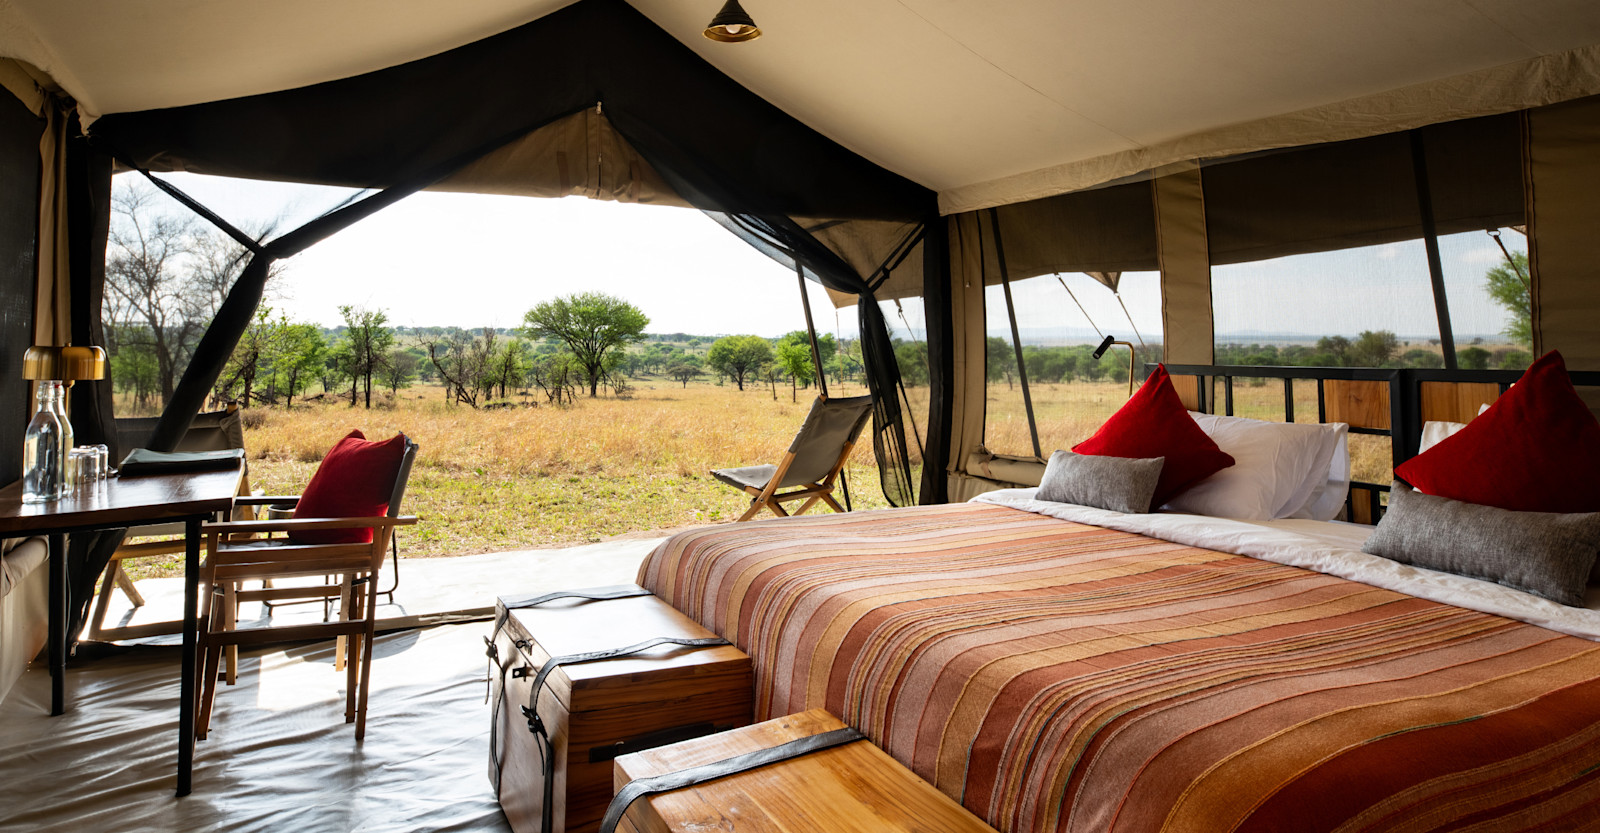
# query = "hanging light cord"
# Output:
<box><xmin>1056</xmin><ymin>274</ymin><xmax>1103</xmax><ymax>340</ymax></box>
<box><xmin>1487</xmin><ymin>229</ymin><xmax>1530</xmax><ymax>292</ymax></box>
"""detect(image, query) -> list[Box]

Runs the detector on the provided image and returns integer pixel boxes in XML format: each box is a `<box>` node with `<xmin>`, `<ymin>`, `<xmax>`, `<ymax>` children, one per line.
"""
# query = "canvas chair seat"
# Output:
<box><xmin>709</xmin><ymin>465</ymin><xmax>781</xmax><ymax>492</ymax></box>
<box><xmin>711</xmin><ymin>395</ymin><xmax>875</xmax><ymax>523</ymax></box>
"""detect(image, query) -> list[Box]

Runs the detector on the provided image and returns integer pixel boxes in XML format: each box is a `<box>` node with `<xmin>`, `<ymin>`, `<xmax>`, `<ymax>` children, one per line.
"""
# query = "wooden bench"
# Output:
<box><xmin>612</xmin><ymin>709</ymin><xmax>999</xmax><ymax>833</ymax></box>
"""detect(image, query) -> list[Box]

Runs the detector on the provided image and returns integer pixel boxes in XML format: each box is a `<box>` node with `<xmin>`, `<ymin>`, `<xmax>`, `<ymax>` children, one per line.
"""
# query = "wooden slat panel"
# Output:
<box><xmin>1419</xmin><ymin>381</ymin><xmax>1499</xmax><ymax>423</ymax></box>
<box><xmin>1350</xmin><ymin>486</ymin><xmax>1377</xmax><ymax>526</ymax></box>
<box><xmin>1170</xmin><ymin>374</ymin><xmax>1200</xmax><ymax>411</ymax></box>
<box><xmin>1323</xmin><ymin>379</ymin><xmax>1391</xmax><ymax>430</ymax></box>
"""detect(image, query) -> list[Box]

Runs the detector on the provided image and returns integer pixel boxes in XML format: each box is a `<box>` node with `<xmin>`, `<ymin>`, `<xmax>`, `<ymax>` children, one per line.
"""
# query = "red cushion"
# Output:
<box><xmin>1395</xmin><ymin>350</ymin><xmax>1600</xmax><ymax>513</ymax></box>
<box><xmin>1072</xmin><ymin>365</ymin><xmax>1235</xmax><ymax>506</ymax></box>
<box><xmin>290</xmin><ymin>430</ymin><xmax>408</xmax><ymax>545</ymax></box>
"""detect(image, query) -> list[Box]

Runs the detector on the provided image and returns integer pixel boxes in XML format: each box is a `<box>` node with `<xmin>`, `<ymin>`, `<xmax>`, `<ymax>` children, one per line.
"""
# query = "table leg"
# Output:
<box><xmin>177</xmin><ymin>517</ymin><xmax>200</xmax><ymax>797</ymax></box>
<box><xmin>48</xmin><ymin>532</ymin><xmax>66</xmax><ymax>716</ymax></box>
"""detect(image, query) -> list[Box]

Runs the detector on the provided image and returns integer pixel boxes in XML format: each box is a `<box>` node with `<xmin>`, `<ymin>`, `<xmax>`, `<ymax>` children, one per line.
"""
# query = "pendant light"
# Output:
<box><xmin>704</xmin><ymin>0</ymin><xmax>760</xmax><ymax>43</ymax></box>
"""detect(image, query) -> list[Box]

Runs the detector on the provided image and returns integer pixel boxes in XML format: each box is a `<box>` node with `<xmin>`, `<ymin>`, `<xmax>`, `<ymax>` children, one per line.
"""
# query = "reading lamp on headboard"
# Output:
<box><xmin>1094</xmin><ymin>335</ymin><xmax>1136</xmax><ymax>397</ymax></box>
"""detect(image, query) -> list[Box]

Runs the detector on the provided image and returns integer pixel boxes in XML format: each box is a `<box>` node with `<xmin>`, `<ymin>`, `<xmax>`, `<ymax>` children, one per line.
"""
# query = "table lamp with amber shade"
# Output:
<box><xmin>21</xmin><ymin>345</ymin><xmax>106</xmax><ymax>502</ymax></box>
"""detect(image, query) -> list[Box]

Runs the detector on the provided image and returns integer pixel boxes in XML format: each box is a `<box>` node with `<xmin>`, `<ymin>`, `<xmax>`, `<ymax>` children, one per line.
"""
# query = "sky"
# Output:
<box><xmin>134</xmin><ymin>172</ymin><xmax>1523</xmax><ymax>344</ymax></box>
<box><xmin>147</xmin><ymin>172</ymin><xmax>847</xmax><ymax>338</ymax></box>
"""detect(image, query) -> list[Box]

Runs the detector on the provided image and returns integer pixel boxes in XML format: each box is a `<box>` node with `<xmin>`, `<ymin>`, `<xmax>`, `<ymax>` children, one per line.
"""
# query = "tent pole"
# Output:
<box><xmin>796</xmin><ymin>262</ymin><xmax>829</xmax><ymax>399</ymax></box>
<box><xmin>988</xmin><ymin>209</ymin><xmax>1043</xmax><ymax>460</ymax></box>
<box><xmin>1410</xmin><ymin>131</ymin><xmax>1457</xmax><ymax>370</ymax></box>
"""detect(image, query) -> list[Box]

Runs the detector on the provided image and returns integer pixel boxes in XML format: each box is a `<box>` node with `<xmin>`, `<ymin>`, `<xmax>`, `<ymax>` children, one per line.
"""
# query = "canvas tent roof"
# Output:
<box><xmin>3</xmin><ymin>0</ymin><xmax>1599</xmax><ymax>213</ymax></box>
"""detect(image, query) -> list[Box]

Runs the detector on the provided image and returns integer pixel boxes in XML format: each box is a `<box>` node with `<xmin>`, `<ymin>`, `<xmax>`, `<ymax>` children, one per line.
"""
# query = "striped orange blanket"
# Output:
<box><xmin>638</xmin><ymin>502</ymin><xmax>1600</xmax><ymax>833</ymax></box>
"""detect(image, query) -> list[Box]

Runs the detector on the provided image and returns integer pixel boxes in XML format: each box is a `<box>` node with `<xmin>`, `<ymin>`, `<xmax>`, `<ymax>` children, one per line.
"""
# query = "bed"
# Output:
<box><xmin>637</xmin><ymin>360</ymin><xmax>1600</xmax><ymax>832</ymax></box>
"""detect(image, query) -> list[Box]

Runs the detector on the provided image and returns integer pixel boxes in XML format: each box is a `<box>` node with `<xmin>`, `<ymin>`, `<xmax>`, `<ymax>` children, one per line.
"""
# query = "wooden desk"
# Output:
<box><xmin>0</xmin><ymin>465</ymin><xmax>244</xmax><ymax>796</ymax></box>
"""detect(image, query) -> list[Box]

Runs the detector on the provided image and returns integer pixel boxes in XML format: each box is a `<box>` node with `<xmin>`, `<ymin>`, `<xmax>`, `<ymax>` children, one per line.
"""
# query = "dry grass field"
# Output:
<box><xmin>239</xmin><ymin>380</ymin><xmax>892</xmax><ymax>559</ymax></box>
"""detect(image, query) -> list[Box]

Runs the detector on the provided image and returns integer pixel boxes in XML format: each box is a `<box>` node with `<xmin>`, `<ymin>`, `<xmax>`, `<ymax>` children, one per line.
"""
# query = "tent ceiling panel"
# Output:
<box><xmin>0</xmin><ymin>0</ymin><xmax>578</xmax><ymax>118</ymax></box>
<box><xmin>2</xmin><ymin>0</ymin><xmax>1598</xmax><ymax>212</ymax></box>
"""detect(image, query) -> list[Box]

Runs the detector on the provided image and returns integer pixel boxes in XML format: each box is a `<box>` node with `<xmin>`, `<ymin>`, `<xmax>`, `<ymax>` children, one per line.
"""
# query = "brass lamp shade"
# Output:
<box><xmin>23</xmin><ymin>344</ymin><xmax>108</xmax><ymax>382</ymax></box>
<box><xmin>704</xmin><ymin>0</ymin><xmax>760</xmax><ymax>42</ymax></box>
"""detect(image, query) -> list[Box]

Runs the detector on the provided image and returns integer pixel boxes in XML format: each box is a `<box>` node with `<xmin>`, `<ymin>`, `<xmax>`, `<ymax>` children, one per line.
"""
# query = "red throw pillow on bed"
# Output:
<box><xmin>1395</xmin><ymin>350</ymin><xmax>1600</xmax><ymax>513</ymax></box>
<box><xmin>290</xmin><ymin>429</ymin><xmax>408</xmax><ymax>545</ymax></box>
<box><xmin>1072</xmin><ymin>365</ymin><xmax>1235</xmax><ymax>506</ymax></box>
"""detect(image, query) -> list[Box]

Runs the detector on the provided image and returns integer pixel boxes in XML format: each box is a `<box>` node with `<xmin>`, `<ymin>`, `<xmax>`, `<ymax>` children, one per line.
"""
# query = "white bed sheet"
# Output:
<box><xmin>973</xmin><ymin>487</ymin><xmax>1600</xmax><ymax>642</ymax></box>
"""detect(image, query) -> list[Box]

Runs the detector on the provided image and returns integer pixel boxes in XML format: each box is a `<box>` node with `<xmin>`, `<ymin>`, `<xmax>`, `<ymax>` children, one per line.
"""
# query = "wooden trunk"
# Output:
<box><xmin>491</xmin><ymin>587</ymin><xmax>752</xmax><ymax>833</ymax></box>
<box><xmin>614</xmin><ymin>709</ymin><xmax>999</xmax><ymax>833</ymax></box>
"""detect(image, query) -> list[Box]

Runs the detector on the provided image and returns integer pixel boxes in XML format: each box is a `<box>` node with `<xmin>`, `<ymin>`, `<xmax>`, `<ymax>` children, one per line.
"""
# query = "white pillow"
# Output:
<box><xmin>1285</xmin><ymin>424</ymin><xmax>1350</xmax><ymax>522</ymax></box>
<box><xmin>1419</xmin><ymin>404</ymin><xmax>1491</xmax><ymax>453</ymax></box>
<box><xmin>1165</xmin><ymin>413</ymin><xmax>1346</xmax><ymax>521</ymax></box>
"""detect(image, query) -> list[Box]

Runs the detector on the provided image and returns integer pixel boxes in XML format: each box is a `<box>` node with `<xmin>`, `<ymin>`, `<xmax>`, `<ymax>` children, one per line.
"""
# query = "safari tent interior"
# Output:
<box><xmin>3</xmin><ymin>0</ymin><xmax>1600</xmax><ymax>830</ymax></box>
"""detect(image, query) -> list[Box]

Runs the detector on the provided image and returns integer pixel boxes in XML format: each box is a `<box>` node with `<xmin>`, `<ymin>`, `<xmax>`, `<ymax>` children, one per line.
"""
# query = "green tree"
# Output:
<box><xmin>338</xmin><ymin>305</ymin><xmax>394</xmax><ymax>408</ymax></box>
<box><xmin>666</xmin><ymin>356</ymin><xmax>704</xmax><ymax>388</ymax></box>
<box><xmin>775</xmin><ymin>342</ymin><xmax>814</xmax><ymax>402</ymax></box>
<box><xmin>895</xmin><ymin>340</ymin><xmax>929</xmax><ymax>386</ymax></box>
<box><xmin>1458</xmin><ymin>346</ymin><xmax>1492</xmax><ymax>370</ymax></box>
<box><xmin>1484</xmin><ymin>252</ymin><xmax>1531</xmax><ymax>346</ymax></box>
<box><xmin>986</xmin><ymin>336</ymin><xmax>1017</xmax><ymax>388</ymax></box>
<box><xmin>706</xmin><ymin>335</ymin><xmax>773</xmax><ymax>391</ymax></box>
<box><xmin>381</xmin><ymin>348</ymin><xmax>419</xmax><ymax>395</ymax></box>
<box><xmin>521</xmin><ymin>292</ymin><xmax>650</xmax><ymax>397</ymax></box>
<box><xmin>1400</xmin><ymin>348</ymin><xmax>1444</xmax><ymax>369</ymax></box>
<box><xmin>1349</xmin><ymin>330</ymin><xmax>1399</xmax><ymax>367</ymax></box>
<box><xmin>275</xmin><ymin>324</ymin><xmax>326</xmax><ymax>407</ymax></box>
<box><xmin>1315</xmin><ymin>335</ymin><xmax>1352</xmax><ymax>366</ymax></box>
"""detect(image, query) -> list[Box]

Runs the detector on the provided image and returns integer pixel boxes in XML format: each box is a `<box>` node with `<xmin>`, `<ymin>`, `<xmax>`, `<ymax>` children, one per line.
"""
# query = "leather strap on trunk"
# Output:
<box><xmin>598</xmin><ymin>726</ymin><xmax>868</xmax><ymax>833</ymax></box>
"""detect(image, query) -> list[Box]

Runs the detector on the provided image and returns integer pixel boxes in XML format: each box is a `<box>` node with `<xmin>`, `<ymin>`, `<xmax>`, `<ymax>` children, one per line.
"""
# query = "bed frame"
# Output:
<box><xmin>1158</xmin><ymin>363</ymin><xmax>1600</xmax><ymax>524</ymax></box>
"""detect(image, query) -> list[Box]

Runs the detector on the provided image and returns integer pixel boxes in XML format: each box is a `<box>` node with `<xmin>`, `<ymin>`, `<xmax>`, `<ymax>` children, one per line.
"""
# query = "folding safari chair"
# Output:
<box><xmin>711</xmin><ymin>395</ymin><xmax>875</xmax><ymax>522</ymax></box>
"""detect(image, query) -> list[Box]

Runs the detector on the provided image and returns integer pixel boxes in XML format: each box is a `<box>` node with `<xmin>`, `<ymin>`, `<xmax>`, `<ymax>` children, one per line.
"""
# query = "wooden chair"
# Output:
<box><xmin>88</xmin><ymin>403</ymin><xmax>260</xmax><ymax>642</ymax></box>
<box><xmin>711</xmin><ymin>395</ymin><xmax>874</xmax><ymax>522</ymax></box>
<box><xmin>194</xmin><ymin>436</ymin><xmax>418</xmax><ymax>742</ymax></box>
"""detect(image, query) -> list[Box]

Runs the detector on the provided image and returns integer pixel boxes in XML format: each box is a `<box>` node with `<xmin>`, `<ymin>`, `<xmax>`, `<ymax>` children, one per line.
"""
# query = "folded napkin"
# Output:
<box><xmin>119</xmin><ymin>447</ymin><xmax>244</xmax><ymax>477</ymax></box>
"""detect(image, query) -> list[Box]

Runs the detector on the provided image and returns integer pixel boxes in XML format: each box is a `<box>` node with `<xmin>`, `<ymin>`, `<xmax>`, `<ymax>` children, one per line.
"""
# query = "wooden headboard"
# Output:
<box><xmin>1160</xmin><ymin>364</ymin><xmax>1600</xmax><ymax>524</ymax></box>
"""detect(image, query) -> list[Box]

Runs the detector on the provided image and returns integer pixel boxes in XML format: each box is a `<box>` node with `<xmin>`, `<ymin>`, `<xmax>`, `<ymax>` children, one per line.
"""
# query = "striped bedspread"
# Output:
<box><xmin>637</xmin><ymin>502</ymin><xmax>1600</xmax><ymax>833</ymax></box>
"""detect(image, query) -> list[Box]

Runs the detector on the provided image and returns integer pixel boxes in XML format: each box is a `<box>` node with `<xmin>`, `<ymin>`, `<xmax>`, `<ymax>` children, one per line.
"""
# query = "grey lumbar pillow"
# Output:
<box><xmin>1363</xmin><ymin>484</ymin><xmax>1600</xmax><ymax>607</ymax></box>
<box><xmin>1037</xmin><ymin>450</ymin><xmax>1165</xmax><ymax>514</ymax></box>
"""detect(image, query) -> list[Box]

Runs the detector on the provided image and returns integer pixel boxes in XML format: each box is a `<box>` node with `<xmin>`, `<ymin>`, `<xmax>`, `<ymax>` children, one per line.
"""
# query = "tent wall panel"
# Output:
<box><xmin>0</xmin><ymin>85</ymin><xmax>41</xmax><ymax>488</ymax></box>
<box><xmin>939</xmin><ymin>42</ymin><xmax>1600</xmax><ymax>215</ymax></box>
<box><xmin>1204</xmin><ymin>114</ymin><xmax>1523</xmax><ymax>266</ymax></box>
<box><xmin>945</xmin><ymin>212</ymin><xmax>996</xmax><ymax>499</ymax></box>
<box><xmin>1155</xmin><ymin>167</ymin><xmax>1213</xmax><ymax>365</ymax></box>
<box><xmin>1528</xmin><ymin>94</ymin><xmax>1600</xmax><ymax>414</ymax></box>
<box><xmin>990</xmin><ymin>181</ymin><xmax>1158</xmax><ymax>283</ymax></box>
<box><xmin>434</xmin><ymin>109</ymin><xmax>689</xmax><ymax>207</ymax></box>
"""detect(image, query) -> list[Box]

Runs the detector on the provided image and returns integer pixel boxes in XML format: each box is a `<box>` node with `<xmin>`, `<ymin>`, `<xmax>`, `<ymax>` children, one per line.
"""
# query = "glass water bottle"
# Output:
<box><xmin>51</xmin><ymin>380</ymin><xmax>73</xmax><ymax>455</ymax></box>
<box><xmin>23</xmin><ymin>381</ymin><xmax>65</xmax><ymax>503</ymax></box>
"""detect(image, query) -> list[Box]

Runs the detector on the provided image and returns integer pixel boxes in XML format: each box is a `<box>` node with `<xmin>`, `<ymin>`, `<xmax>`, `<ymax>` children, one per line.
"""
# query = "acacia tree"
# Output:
<box><xmin>666</xmin><ymin>356</ymin><xmax>703</xmax><ymax>388</ymax></box>
<box><xmin>521</xmin><ymin>292</ymin><xmax>649</xmax><ymax>397</ymax></box>
<box><xmin>706</xmin><ymin>335</ymin><xmax>772</xmax><ymax>391</ymax></box>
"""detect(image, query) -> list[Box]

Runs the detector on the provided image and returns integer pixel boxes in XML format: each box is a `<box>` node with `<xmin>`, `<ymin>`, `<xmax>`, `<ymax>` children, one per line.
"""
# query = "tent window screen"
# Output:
<box><xmin>1435</xmin><ymin>227</ymin><xmax>1533</xmax><ymax>370</ymax></box>
<box><xmin>983</xmin><ymin>271</ymin><xmax>1163</xmax><ymax>459</ymax></box>
<box><xmin>1206</xmin><ymin>113</ymin><xmax>1524</xmax><ymax>373</ymax></box>
<box><xmin>881</xmin><ymin>296</ymin><xmax>928</xmax><ymax>474</ymax></box>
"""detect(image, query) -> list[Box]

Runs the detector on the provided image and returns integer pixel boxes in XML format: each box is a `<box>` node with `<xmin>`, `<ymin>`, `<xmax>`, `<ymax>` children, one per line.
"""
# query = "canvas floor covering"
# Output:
<box><xmin>0</xmin><ymin>537</ymin><xmax>663</xmax><ymax>833</ymax></box>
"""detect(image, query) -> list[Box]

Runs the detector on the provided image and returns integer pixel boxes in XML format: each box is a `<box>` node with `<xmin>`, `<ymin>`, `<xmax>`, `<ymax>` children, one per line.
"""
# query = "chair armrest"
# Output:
<box><xmin>203</xmin><ymin>515</ymin><xmax>417</xmax><ymax>535</ymax></box>
<box><xmin>233</xmin><ymin>495</ymin><xmax>302</xmax><ymax>507</ymax></box>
